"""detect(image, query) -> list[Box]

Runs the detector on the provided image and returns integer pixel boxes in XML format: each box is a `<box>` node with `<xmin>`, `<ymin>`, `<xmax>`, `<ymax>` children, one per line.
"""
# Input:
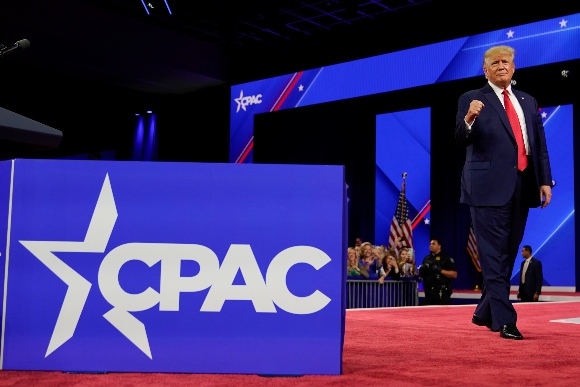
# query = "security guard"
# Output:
<box><xmin>419</xmin><ymin>239</ymin><xmax>458</xmax><ymax>305</ymax></box>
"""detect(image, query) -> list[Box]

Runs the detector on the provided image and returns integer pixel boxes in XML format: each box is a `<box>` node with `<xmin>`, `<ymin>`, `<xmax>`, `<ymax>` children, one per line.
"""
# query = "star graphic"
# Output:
<box><xmin>233</xmin><ymin>90</ymin><xmax>246</xmax><ymax>113</ymax></box>
<box><xmin>541</xmin><ymin>111</ymin><xmax>548</xmax><ymax>118</ymax></box>
<box><xmin>424</xmin><ymin>218</ymin><xmax>430</xmax><ymax>225</ymax></box>
<box><xmin>560</xmin><ymin>19</ymin><xmax>568</xmax><ymax>28</ymax></box>
<box><xmin>19</xmin><ymin>175</ymin><xmax>118</xmax><ymax>357</ymax></box>
<box><xmin>507</xmin><ymin>30</ymin><xmax>515</xmax><ymax>38</ymax></box>
<box><xmin>298</xmin><ymin>84</ymin><xmax>304</xmax><ymax>92</ymax></box>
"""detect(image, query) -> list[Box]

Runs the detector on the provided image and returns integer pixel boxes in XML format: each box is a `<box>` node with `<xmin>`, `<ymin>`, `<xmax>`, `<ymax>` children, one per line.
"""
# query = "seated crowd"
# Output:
<box><xmin>346</xmin><ymin>240</ymin><xmax>418</xmax><ymax>282</ymax></box>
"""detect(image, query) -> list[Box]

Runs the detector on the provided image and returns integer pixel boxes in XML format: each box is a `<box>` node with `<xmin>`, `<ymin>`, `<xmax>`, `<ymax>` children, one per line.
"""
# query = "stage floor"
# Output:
<box><xmin>3</xmin><ymin>301</ymin><xmax>580</xmax><ymax>386</ymax></box>
<box><xmin>441</xmin><ymin>289</ymin><xmax>580</xmax><ymax>302</ymax></box>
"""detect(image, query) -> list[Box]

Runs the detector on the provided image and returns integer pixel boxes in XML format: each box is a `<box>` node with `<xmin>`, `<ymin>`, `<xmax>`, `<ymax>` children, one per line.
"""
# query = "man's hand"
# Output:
<box><xmin>517</xmin><ymin>293</ymin><xmax>521</xmax><ymax>299</ymax></box>
<box><xmin>465</xmin><ymin>100</ymin><xmax>485</xmax><ymax>125</ymax></box>
<box><xmin>540</xmin><ymin>185</ymin><xmax>552</xmax><ymax>208</ymax></box>
<box><xmin>431</xmin><ymin>264</ymin><xmax>442</xmax><ymax>274</ymax></box>
<box><xmin>533</xmin><ymin>293</ymin><xmax>539</xmax><ymax>302</ymax></box>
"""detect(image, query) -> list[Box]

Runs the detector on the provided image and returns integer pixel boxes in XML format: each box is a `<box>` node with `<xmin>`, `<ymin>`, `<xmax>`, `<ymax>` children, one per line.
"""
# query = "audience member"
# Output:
<box><xmin>374</xmin><ymin>245</ymin><xmax>386</xmax><ymax>268</ymax></box>
<box><xmin>397</xmin><ymin>247</ymin><xmax>416</xmax><ymax>277</ymax></box>
<box><xmin>379</xmin><ymin>250</ymin><xmax>401</xmax><ymax>283</ymax></box>
<box><xmin>347</xmin><ymin>247</ymin><xmax>369</xmax><ymax>278</ymax></box>
<box><xmin>359</xmin><ymin>242</ymin><xmax>380</xmax><ymax>277</ymax></box>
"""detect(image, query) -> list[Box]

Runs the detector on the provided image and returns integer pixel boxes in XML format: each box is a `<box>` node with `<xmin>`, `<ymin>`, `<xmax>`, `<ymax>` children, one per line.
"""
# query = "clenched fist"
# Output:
<box><xmin>465</xmin><ymin>100</ymin><xmax>485</xmax><ymax>125</ymax></box>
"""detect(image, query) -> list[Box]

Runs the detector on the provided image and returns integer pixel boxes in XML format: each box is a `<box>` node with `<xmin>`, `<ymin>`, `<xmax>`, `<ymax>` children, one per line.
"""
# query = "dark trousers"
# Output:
<box><xmin>424</xmin><ymin>287</ymin><xmax>451</xmax><ymax>305</ymax></box>
<box><xmin>519</xmin><ymin>285</ymin><xmax>538</xmax><ymax>302</ymax></box>
<box><xmin>472</xmin><ymin>164</ymin><xmax>536</xmax><ymax>330</ymax></box>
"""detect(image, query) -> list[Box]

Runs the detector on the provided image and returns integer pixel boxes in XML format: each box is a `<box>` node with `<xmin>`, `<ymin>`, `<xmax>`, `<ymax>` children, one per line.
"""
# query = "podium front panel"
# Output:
<box><xmin>0</xmin><ymin>160</ymin><xmax>346</xmax><ymax>375</ymax></box>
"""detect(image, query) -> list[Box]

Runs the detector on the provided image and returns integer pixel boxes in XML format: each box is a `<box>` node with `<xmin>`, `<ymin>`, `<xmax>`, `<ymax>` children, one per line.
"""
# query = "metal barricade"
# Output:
<box><xmin>346</xmin><ymin>278</ymin><xmax>418</xmax><ymax>309</ymax></box>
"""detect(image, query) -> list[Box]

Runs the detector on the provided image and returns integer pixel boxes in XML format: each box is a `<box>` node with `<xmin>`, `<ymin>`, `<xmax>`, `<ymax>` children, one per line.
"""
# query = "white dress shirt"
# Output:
<box><xmin>487</xmin><ymin>81</ymin><xmax>530</xmax><ymax>155</ymax></box>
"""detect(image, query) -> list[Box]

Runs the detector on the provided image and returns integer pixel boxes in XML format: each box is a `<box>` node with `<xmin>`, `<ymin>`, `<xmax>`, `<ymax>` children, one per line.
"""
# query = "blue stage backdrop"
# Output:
<box><xmin>0</xmin><ymin>160</ymin><xmax>346</xmax><ymax>375</ymax></box>
<box><xmin>230</xmin><ymin>13</ymin><xmax>580</xmax><ymax>163</ymax></box>
<box><xmin>511</xmin><ymin>105</ymin><xmax>575</xmax><ymax>287</ymax></box>
<box><xmin>375</xmin><ymin>108</ymin><xmax>431</xmax><ymax>260</ymax></box>
<box><xmin>230</xmin><ymin>11</ymin><xmax>578</xmax><ymax>291</ymax></box>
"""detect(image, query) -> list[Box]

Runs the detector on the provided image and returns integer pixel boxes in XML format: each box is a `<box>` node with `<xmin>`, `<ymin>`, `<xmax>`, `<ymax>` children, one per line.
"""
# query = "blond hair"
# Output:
<box><xmin>483</xmin><ymin>45</ymin><xmax>515</xmax><ymax>67</ymax></box>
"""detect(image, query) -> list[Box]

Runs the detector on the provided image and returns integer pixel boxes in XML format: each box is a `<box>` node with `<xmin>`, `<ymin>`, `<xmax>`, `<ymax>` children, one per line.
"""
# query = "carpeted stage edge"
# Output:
<box><xmin>2</xmin><ymin>301</ymin><xmax>580</xmax><ymax>386</ymax></box>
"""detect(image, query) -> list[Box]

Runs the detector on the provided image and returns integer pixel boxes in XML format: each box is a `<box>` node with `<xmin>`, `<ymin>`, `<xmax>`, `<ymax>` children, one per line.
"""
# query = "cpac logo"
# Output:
<box><xmin>20</xmin><ymin>175</ymin><xmax>331</xmax><ymax>359</ymax></box>
<box><xmin>234</xmin><ymin>89</ymin><xmax>262</xmax><ymax>112</ymax></box>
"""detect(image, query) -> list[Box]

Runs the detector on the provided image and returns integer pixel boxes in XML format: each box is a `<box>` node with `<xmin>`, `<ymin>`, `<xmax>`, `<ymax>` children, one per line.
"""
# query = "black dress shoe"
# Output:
<box><xmin>471</xmin><ymin>314</ymin><xmax>498</xmax><ymax>332</ymax></box>
<box><xmin>499</xmin><ymin>323</ymin><xmax>523</xmax><ymax>340</ymax></box>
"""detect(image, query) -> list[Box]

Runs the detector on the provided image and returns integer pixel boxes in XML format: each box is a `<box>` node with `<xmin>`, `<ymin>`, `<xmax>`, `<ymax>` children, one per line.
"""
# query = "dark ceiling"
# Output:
<box><xmin>1</xmin><ymin>0</ymin><xmax>579</xmax><ymax>95</ymax></box>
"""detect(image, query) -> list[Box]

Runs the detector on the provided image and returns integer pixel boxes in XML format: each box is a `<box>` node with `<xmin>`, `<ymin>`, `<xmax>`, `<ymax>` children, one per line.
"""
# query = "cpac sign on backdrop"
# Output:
<box><xmin>0</xmin><ymin>160</ymin><xmax>346</xmax><ymax>375</ymax></box>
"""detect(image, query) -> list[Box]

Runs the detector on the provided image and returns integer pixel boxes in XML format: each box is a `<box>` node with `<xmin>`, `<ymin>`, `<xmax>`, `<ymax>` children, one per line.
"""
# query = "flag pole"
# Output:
<box><xmin>400</xmin><ymin>172</ymin><xmax>407</xmax><ymax>250</ymax></box>
<box><xmin>401</xmin><ymin>172</ymin><xmax>407</xmax><ymax>210</ymax></box>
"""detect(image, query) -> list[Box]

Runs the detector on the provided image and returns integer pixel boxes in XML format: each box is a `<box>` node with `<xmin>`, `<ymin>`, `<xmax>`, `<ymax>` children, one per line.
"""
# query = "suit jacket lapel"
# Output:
<box><xmin>479</xmin><ymin>84</ymin><xmax>515</xmax><ymax>142</ymax></box>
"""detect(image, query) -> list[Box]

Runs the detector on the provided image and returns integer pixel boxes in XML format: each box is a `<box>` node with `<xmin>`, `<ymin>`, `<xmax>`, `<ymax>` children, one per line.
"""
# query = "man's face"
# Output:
<box><xmin>521</xmin><ymin>248</ymin><xmax>530</xmax><ymax>258</ymax></box>
<box><xmin>483</xmin><ymin>53</ymin><xmax>515</xmax><ymax>89</ymax></box>
<box><xmin>429</xmin><ymin>240</ymin><xmax>441</xmax><ymax>254</ymax></box>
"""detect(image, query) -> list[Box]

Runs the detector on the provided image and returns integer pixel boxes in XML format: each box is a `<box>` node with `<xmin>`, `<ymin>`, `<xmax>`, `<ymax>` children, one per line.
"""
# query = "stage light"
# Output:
<box><xmin>140</xmin><ymin>0</ymin><xmax>150</xmax><ymax>15</ymax></box>
<box><xmin>164</xmin><ymin>0</ymin><xmax>173</xmax><ymax>15</ymax></box>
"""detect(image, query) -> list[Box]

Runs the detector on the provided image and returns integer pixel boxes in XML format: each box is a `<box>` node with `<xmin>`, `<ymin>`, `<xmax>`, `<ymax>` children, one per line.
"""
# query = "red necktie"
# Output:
<box><xmin>503</xmin><ymin>89</ymin><xmax>528</xmax><ymax>171</ymax></box>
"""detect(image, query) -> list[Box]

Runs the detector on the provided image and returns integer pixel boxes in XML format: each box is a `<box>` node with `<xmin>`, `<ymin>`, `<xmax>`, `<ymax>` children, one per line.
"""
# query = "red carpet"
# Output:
<box><xmin>2</xmin><ymin>302</ymin><xmax>580</xmax><ymax>386</ymax></box>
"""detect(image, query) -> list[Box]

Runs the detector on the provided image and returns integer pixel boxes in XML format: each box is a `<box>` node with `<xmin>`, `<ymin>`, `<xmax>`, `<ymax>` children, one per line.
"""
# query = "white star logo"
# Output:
<box><xmin>298</xmin><ymin>84</ymin><xmax>304</xmax><ymax>92</ymax></box>
<box><xmin>20</xmin><ymin>175</ymin><xmax>118</xmax><ymax>357</ymax></box>
<box><xmin>559</xmin><ymin>19</ymin><xmax>568</xmax><ymax>28</ymax></box>
<box><xmin>424</xmin><ymin>218</ymin><xmax>430</xmax><ymax>225</ymax></box>
<box><xmin>507</xmin><ymin>30</ymin><xmax>515</xmax><ymax>38</ymax></box>
<box><xmin>541</xmin><ymin>111</ymin><xmax>548</xmax><ymax>118</ymax></box>
<box><xmin>234</xmin><ymin>90</ymin><xmax>246</xmax><ymax>113</ymax></box>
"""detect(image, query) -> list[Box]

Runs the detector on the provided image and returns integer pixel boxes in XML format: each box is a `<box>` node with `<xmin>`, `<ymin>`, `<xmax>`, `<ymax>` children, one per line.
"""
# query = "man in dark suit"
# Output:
<box><xmin>517</xmin><ymin>245</ymin><xmax>543</xmax><ymax>302</ymax></box>
<box><xmin>455</xmin><ymin>45</ymin><xmax>553</xmax><ymax>340</ymax></box>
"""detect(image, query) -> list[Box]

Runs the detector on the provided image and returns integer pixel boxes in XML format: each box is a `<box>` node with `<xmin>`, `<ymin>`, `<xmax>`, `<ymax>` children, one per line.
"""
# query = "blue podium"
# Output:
<box><xmin>0</xmin><ymin>159</ymin><xmax>346</xmax><ymax>375</ymax></box>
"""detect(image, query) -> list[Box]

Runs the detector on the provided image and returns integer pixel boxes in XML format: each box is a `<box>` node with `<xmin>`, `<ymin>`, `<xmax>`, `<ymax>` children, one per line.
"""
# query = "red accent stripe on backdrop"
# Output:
<box><xmin>236</xmin><ymin>71</ymin><xmax>304</xmax><ymax>164</ymax></box>
<box><xmin>237</xmin><ymin>141</ymin><xmax>254</xmax><ymax>164</ymax></box>
<box><xmin>412</xmin><ymin>203</ymin><xmax>431</xmax><ymax>229</ymax></box>
<box><xmin>272</xmin><ymin>71</ymin><xmax>303</xmax><ymax>112</ymax></box>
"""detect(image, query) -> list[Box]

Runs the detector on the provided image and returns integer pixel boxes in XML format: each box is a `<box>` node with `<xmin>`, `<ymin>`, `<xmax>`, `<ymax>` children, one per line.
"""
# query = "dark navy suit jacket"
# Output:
<box><xmin>455</xmin><ymin>83</ymin><xmax>552</xmax><ymax>207</ymax></box>
<box><xmin>518</xmin><ymin>258</ymin><xmax>543</xmax><ymax>300</ymax></box>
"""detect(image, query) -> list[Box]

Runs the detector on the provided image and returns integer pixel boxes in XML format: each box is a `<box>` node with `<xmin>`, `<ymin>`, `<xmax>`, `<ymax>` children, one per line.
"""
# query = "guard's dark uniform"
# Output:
<box><xmin>419</xmin><ymin>252</ymin><xmax>457</xmax><ymax>305</ymax></box>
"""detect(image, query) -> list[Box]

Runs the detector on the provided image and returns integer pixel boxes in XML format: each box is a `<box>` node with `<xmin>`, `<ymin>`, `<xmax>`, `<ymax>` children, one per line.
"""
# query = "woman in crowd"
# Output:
<box><xmin>359</xmin><ymin>242</ymin><xmax>379</xmax><ymax>277</ymax></box>
<box><xmin>347</xmin><ymin>247</ymin><xmax>369</xmax><ymax>278</ymax></box>
<box><xmin>397</xmin><ymin>247</ymin><xmax>416</xmax><ymax>277</ymax></box>
<box><xmin>373</xmin><ymin>245</ymin><xmax>386</xmax><ymax>269</ymax></box>
<box><xmin>379</xmin><ymin>249</ymin><xmax>400</xmax><ymax>283</ymax></box>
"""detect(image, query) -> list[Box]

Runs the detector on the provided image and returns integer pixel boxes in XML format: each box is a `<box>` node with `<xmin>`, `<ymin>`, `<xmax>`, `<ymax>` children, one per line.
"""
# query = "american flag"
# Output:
<box><xmin>388</xmin><ymin>175</ymin><xmax>413</xmax><ymax>252</ymax></box>
<box><xmin>467</xmin><ymin>225</ymin><xmax>481</xmax><ymax>272</ymax></box>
